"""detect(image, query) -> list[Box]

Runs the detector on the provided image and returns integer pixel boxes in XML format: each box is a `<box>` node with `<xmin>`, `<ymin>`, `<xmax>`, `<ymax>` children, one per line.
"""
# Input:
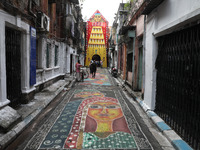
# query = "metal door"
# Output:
<box><xmin>6</xmin><ymin>27</ymin><xmax>21</xmax><ymax>107</ymax></box>
<box><xmin>156</xmin><ymin>24</ymin><xmax>200</xmax><ymax>149</ymax></box>
<box><xmin>70</xmin><ymin>54</ymin><xmax>73</xmax><ymax>74</ymax></box>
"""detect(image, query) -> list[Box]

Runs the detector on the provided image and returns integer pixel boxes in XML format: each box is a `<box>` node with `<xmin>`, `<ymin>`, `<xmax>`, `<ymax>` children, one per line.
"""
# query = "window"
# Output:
<box><xmin>46</xmin><ymin>43</ymin><xmax>50</xmax><ymax>68</ymax></box>
<box><xmin>127</xmin><ymin>53</ymin><xmax>133</xmax><ymax>72</ymax></box>
<box><xmin>54</xmin><ymin>45</ymin><xmax>58</xmax><ymax>66</ymax></box>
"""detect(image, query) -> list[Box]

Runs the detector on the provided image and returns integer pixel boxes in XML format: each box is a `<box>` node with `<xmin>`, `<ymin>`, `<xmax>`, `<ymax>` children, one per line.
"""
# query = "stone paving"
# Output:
<box><xmin>23</xmin><ymin>69</ymin><xmax>152</xmax><ymax>150</ymax></box>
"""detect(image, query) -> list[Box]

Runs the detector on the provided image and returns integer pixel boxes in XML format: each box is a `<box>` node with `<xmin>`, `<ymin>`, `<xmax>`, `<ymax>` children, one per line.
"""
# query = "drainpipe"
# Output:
<box><xmin>142</xmin><ymin>15</ymin><xmax>146</xmax><ymax>99</ymax></box>
<box><xmin>116</xmin><ymin>34</ymin><xmax>119</xmax><ymax>69</ymax></box>
<box><xmin>132</xmin><ymin>32</ymin><xmax>136</xmax><ymax>89</ymax></box>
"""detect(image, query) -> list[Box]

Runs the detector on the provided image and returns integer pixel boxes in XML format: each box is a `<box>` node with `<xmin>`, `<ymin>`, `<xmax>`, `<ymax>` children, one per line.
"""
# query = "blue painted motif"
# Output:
<box><xmin>172</xmin><ymin>140</ymin><xmax>193</xmax><ymax>150</ymax></box>
<box><xmin>30</xmin><ymin>27</ymin><xmax>36</xmax><ymax>86</ymax></box>
<box><xmin>40</xmin><ymin>100</ymin><xmax>82</xmax><ymax>149</ymax></box>
<box><xmin>156</xmin><ymin>122</ymin><xmax>171</xmax><ymax>131</ymax></box>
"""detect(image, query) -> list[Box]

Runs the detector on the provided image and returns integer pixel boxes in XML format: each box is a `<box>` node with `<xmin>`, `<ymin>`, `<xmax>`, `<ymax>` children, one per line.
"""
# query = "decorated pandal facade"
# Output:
<box><xmin>85</xmin><ymin>10</ymin><xmax>108</xmax><ymax>68</ymax></box>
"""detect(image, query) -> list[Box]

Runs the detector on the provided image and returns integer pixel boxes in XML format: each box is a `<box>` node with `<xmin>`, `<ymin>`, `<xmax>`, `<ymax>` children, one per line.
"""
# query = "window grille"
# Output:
<box><xmin>55</xmin><ymin>45</ymin><xmax>58</xmax><ymax>66</ymax></box>
<box><xmin>46</xmin><ymin>43</ymin><xmax>50</xmax><ymax>68</ymax></box>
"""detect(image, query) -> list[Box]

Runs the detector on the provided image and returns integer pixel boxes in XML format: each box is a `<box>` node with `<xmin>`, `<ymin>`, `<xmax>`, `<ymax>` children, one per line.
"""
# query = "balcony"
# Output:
<box><xmin>119</xmin><ymin>26</ymin><xmax>135</xmax><ymax>35</ymax></box>
<box><xmin>142</xmin><ymin>0</ymin><xmax>165</xmax><ymax>15</ymax></box>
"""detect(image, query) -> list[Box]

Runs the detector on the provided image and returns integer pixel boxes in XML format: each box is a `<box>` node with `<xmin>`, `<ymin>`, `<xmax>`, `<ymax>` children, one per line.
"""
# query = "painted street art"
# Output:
<box><xmin>85</xmin><ymin>10</ymin><xmax>108</xmax><ymax>68</ymax></box>
<box><xmin>64</xmin><ymin>97</ymin><xmax>137</xmax><ymax>149</ymax></box>
<box><xmin>39</xmin><ymin>100</ymin><xmax>82</xmax><ymax>149</ymax></box>
<box><xmin>79</xmin><ymin>73</ymin><xmax>111</xmax><ymax>86</ymax></box>
<box><xmin>74</xmin><ymin>89</ymin><xmax>105</xmax><ymax>99</ymax></box>
<box><xmin>36</xmin><ymin>88</ymin><xmax>150</xmax><ymax>150</ymax></box>
<box><xmin>25</xmin><ymin>72</ymin><xmax>151</xmax><ymax>150</ymax></box>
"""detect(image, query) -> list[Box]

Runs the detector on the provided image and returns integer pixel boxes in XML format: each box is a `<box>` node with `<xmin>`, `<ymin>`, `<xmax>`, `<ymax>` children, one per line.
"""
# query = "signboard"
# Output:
<box><xmin>30</xmin><ymin>26</ymin><xmax>36</xmax><ymax>86</ymax></box>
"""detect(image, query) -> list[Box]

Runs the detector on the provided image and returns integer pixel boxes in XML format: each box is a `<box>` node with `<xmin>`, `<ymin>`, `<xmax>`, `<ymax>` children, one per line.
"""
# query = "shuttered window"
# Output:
<box><xmin>46</xmin><ymin>43</ymin><xmax>50</xmax><ymax>68</ymax></box>
<box><xmin>54</xmin><ymin>45</ymin><xmax>58</xmax><ymax>66</ymax></box>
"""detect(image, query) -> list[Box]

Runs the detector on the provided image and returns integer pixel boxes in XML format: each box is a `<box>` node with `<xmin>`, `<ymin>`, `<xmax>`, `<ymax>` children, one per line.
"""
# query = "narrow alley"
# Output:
<box><xmin>0</xmin><ymin>1</ymin><xmax>199</xmax><ymax>149</ymax></box>
<box><xmin>4</xmin><ymin>68</ymin><xmax>172</xmax><ymax>150</ymax></box>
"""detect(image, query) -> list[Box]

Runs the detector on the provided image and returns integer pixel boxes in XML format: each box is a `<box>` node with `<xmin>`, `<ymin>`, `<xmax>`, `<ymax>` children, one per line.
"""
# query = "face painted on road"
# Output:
<box><xmin>88</xmin><ymin>101</ymin><xmax>123</xmax><ymax>121</ymax></box>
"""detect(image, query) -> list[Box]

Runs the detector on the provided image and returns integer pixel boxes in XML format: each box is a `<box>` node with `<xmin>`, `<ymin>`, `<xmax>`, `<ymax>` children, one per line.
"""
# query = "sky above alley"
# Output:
<box><xmin>81</xmin><ymin>0</ymin><xmax>125</xmax><ymax>26</ymax></box>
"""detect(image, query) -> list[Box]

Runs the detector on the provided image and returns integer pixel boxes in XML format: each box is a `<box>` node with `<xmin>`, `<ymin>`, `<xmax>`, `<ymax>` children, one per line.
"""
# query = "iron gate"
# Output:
<box><xmin>6</xmin><ymin>27</ymin><xmax>21</xmax><ymax>107</ymax></box>
<box><xmin>155</xmin><ymin>23</ymin><xmax>200</xmax><ymax>149</ymax></box>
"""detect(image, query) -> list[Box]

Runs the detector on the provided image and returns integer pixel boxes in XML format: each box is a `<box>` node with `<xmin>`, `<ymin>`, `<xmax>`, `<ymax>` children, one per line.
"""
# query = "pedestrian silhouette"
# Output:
<box><xmin>75</xmin><ymin>60</ymin><xmax>82</xmax><ymax>81</ymax></box>
<box><xmin>89</xmin><ymin>60</ymin><xmax>97</xmax><ymax>78</ymax></box>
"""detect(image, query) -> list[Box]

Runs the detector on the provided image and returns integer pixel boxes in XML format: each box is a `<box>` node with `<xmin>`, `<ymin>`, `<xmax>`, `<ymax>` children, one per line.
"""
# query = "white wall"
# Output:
<box><xmin>144</xmin><ymin>12</ymin><xmax>157</xmax><ymax>109</ymax></box>
<box><xmin>65</xmin><ymin>45</ymin><xmax>70</xmax><ymax>74</ymax></box>
<box><xmin>36</xmin><ymin>40</ymin><xmax>73</xmax><ymax>86</ymax></box>
<box><xmin>59</xmin><ymin>42</ymin><xmax>66</xmax><ymax>74</ymax></box>
<box><xmin>0</xmin><ymin>17</ymin><xmax>8</xmax><ymax>107</ymax></box>
<box><xmin>79</xmin><ymin>54</ymin><xmax>85</xmax><ymax>66</ymax></box>
<box><xmin>0</xmin><ymin>9</ymin><xmax>79</xmax><ymax>107</ymax></box>
<box><xmin>144</xmin><ymin>0</ymin><xmax>200</xmax><ymax>110</ymax></box>
<box><xmin>154</xmin><ymin>0</ymin><xmax>200</xmax><ymax>36</ymax></box>
<box><xmin>0</xmin><ymin>10</ymin><xmax>32</xmax><ymax>107</ymax></box>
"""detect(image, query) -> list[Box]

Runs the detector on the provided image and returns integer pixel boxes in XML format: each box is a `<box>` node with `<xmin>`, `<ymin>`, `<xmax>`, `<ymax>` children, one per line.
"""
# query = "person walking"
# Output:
<box><xmin>100</xmin><ymin>60</ymin><xmax>103</xmax><ymax>68</ymax></box>
<box><xmin>90</xmin><ymin>60</ymin><xmax>97</xmax><ymax>78</ymax></box>
<box><xmin>89</xmin><ymin>60</ymin><xmax>93</xmax><ymax>77</ymax></box>
<box><xmin>75</xmin><ymin>60</ymin><xmax>82</xmax><ymax>81</ymax></box>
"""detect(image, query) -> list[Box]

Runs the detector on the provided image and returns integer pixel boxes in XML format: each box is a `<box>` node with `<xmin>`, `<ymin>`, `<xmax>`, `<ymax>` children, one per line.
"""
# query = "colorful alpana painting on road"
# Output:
<box><xmin>64</xmin><ymin>97</ymin><xmax>137</xmax><ymax>149</ymax></box>
<box><xmin>73</xmin><ymin>89</ymin><xmax>105</xmax><ymax>99</ymax></box>
<box><xmin>79</xmin><ymin>73</ymin><xmax>111</xmax><ymax>86</ymax></box>
<box><xmin>40</xmin><ymin>91</ymin><xmax>137</xmax><ymax>149</ymax></box>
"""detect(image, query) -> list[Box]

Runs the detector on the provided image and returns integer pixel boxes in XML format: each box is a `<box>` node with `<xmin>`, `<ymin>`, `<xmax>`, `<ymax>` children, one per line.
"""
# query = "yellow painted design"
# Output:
<box><xmin>96</xmin><ymin>122</ymin><xmax>112</xmax><ymax>132</ymax></box>
<box><xmin>88</xmin><ymin>101</ymin><xmax>123</xmax><ymax>135</ymax></box>
<box><xmin>86</xmin><ymin>26</ymin><xmax>107</xmax><ymax>67</ymax></box>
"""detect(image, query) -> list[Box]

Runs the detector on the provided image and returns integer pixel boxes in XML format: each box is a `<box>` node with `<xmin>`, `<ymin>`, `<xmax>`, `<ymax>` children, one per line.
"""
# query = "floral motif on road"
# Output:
<box><xmin>74</xmin><ymin>89</ymin><xmax>104</xmax><ymax>99</ymax></box>
<box><xmin>80</xmin><ymin>73</ymin><xmax>111</xmax><ymax>85</ymax></box>
<box><xmin>39</xmin><ymin>100</ymin><xmax>82</xmax><ymax>149</ymax></box>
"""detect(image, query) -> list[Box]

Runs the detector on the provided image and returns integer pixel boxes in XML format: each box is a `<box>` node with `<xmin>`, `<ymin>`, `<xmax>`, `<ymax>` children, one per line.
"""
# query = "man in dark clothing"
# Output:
<box><xmin>90</xmin><ymin>60</ymin><xmax>97</xmax><ymax>78</ymax></box>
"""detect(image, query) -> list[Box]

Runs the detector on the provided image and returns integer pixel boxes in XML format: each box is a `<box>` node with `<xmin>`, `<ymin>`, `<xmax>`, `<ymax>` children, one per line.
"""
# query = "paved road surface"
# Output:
<box><xmin>5</xmin><ymin>68</ymin><xmax>172</xmax><ymax>150</ymax></box>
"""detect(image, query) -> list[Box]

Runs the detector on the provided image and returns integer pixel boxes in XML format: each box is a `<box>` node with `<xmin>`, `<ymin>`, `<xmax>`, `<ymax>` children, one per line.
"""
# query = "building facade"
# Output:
<box><xmin>109</xmin><ymin>3</ymin><xmax>127</xmax><ymax>80</ymax></box>
<box><xmin>110</xmin><ymin>1</ymin><xmax>145</xmax><ymax>91</ymax></box>
<box><xmin>110</xmin><ymin>0</ymin><xmax>200</xmax><ymax>149</ymax></box>
<box><xmin>0</xmin><ymin>0</ymin><xmax>83</xmax><ymax>132</ymax></box>
<box><xmin>142</xmin><ymin>0</ymin><xmax>200</xmax><ymax>149</ymax></box>
<box><xmin>109</xmin><ymin>0</ymin><xmax>200</xmax><ymax>149</ymax></box>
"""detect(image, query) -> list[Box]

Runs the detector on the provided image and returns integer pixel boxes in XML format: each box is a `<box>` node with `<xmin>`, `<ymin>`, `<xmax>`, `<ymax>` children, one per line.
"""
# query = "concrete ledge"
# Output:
<box><xmin>172</xmin><ymin>140</ymin><xmax>193</xmax><ymax>150</ymax></box>
<box><xmin>139</xmin><ymin>100</ymin><xmax>150</xmax><ymax>112</ymax></box>
<box><xmin>0</xmin><ymin>106</ymin><xmax>21</xmax><ymax>132</ymax></box>
<box><xmin>156</xmin><ymin>121</ymin><xmax>171</xmax><ymax>132</ymax></box>
<box><xmin>151</xmin><ymin>115</ymin><xmax>164</xmax><ymax>123</ymax></box>
<box><xmin>147</xmin><ymin>110</ymin><xmax>157</xmax><ymax>117</ymax></box>
<box><xmin>163</xmin><ymin>130</ymin><xmax>181</xmax><ymax>142</ymax></box>
<box><xmin>135</xmin><ymin>98</ymin><xmax>192</xmax><ymax>150</ymax></box>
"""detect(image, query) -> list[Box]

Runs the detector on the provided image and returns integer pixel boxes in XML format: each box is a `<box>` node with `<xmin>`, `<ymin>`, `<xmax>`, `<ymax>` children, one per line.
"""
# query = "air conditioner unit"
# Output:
<box><xmin>37</xmin><ymin>12</ymin><xmax>50</xmax><ymax>32</ymax></box>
